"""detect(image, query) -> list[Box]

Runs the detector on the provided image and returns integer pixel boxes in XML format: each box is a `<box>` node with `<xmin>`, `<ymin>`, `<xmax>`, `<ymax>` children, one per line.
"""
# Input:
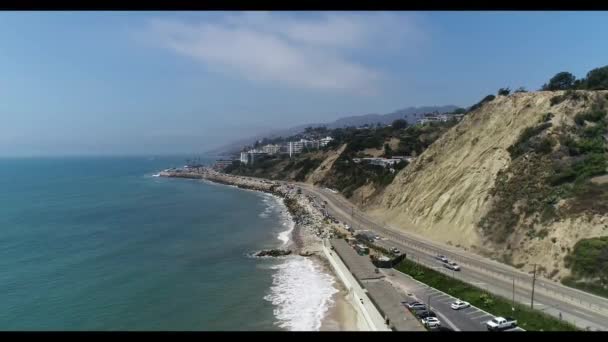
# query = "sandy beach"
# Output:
<box><xmin>160</xmin><ymin>167</ymin><xmax>365</xmax><ymax>331</ymax></box>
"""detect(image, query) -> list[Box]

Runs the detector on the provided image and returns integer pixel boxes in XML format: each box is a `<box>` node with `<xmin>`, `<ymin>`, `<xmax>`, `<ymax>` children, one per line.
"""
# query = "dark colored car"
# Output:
<box><xmin>410</xmin><ymin>304</ymin><xmax>428</xmax><ymax>312</ymax></box>
<box><xmin>416</xmin><ymin>310</ymin><xmax>437</xmax><ymax>319</ymax></box>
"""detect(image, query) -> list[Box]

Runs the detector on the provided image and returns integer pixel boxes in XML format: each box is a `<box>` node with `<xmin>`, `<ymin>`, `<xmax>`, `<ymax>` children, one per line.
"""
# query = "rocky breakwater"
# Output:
<box><xmin>254</xmin><ymin>249</ymin><xmax>292</xmax><ymax>257</ymax></box>
<box><xmin>160</xmin><ymin>168</ymin><xmax>339</xmax><ymax>256</ymax></box>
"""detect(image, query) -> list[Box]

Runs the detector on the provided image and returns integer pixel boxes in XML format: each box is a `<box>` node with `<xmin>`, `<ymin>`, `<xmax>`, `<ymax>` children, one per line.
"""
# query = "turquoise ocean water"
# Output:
<box><xmin>0</xmin><ymin>156</ymin><xmax>308</xmax><ymax>330</ymax></box>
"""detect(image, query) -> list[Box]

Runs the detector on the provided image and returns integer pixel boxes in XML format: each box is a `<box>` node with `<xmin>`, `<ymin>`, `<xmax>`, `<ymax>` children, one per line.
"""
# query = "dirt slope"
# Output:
<box><xmin>367</xmin><ymin>91</ymin><xmax>608</xmax><ymax>279</ymax></box>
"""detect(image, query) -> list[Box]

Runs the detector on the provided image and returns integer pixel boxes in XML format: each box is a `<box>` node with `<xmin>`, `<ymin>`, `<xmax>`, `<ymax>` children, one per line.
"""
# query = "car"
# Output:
<box><xmin>391</xmin><ymin>247</ymin><xmax>401</xmax><ymax>254</ymax></box>
<box><xmin>435</xmin><ymin>255</ymin><xmax>449</xmax><ymax>263</ymax></box>
<box><xmin>444</xmin><ymin>261</ymin><xmax>461</xmax><ymax>271</ymax></box>
<box><xmin>408</xmin><ymin>303</ymin><xmax>427</xmax><ymax>310</ymax></box>
<box><xmin>422</xmin><ymin>317</ymin><xmax>441</xmax><ymax>329</ymax></box>
<box><xmin>416</xmin><ymin>310</ymin><xmax>437</xmax><ymax>319</ymax></box>
<box><xmin>450</xmin><ymin>300</ymin><xmax>470</xmax><ymax>310</ymax></box>
<box><xmin>486</xmin><ymin>317</ymin><xmax>518</xmax><ymax>331</ymax></box>
<box><xmin>405</xmin><ymin>301</ymin><xmax>423</xmax><ymax>309</ymax></box>
<box><xmin>411</xmin><ymin>305</ymin><xmax>428</xmax><ymax>312</ymax></box>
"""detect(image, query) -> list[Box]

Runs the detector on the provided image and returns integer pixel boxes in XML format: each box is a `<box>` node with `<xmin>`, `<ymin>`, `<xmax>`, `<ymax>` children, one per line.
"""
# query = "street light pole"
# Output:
<box><xmin>512</xmin><ymin>276</ymin><xmax>515</xmax><ymax>311</ymax></box>
<box><xmin>531</xmin><ymin>264</ymin><xmax>537</xmax><ymax>310</ymax></box>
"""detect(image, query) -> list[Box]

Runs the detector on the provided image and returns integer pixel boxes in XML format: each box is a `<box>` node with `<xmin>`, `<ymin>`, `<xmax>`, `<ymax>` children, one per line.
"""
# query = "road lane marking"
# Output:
<box><xmin>469</xmin><ymin>312</ymin><xmax>489</xmax><ymax>320</ymax></box>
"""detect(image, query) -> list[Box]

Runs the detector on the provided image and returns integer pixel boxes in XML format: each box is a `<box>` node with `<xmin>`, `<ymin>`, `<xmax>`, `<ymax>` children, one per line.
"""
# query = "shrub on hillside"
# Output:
<box><xmin>584</xmin><ymin>65</ymin><xmax>608</xmax><ymax>90</ymax></box>
<box><xmin>542</xmin><ymin>71</ymin><xmax>577</xmax><ymax>91</ymax></box>
<box><xmin>564</xmin><ymin>236</ymin><xmax>608</xmax><ymax>284</ymax></box>
<box><xmin>574</xmin><ymin>109</ymin><xmax>607</xmax><ymax>126</ymax></box>
<box><xmin>391</xmin><ymin>119</ymin><xmax>408</xmax><ymax>130</ymax></box>
<box><xmin>507</xmin><ymin>122</ymin><xmax>552</xmax><ymax>158</ymax></box>
<box><xmin>468</xmin><ymin>94</ymin><xmax>496</xmax><ymax>112</ymax></box>
<box><xmin>514</xmin><ymin>87</ymin><xmax>528</xmax><ymax>93</ymax></box>
<box><xmin>498</xmin><ymin>87</ymin><xmax>511</xmax><ymax>96</ymax></box>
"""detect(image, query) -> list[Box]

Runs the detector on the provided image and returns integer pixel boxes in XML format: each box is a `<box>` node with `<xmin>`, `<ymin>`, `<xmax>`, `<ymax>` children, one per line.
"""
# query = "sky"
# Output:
<box><xmin>1</xmin><ymin>11</ymin><xmax>607</xmax><ymax>156</ymax></box>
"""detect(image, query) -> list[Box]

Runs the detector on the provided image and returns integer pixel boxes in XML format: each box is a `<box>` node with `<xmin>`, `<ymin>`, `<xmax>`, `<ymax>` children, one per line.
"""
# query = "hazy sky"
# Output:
<box><xmin>1</xmin><ymin>11</ymin><xmax>607</xmax><ymax>156</ymax></box>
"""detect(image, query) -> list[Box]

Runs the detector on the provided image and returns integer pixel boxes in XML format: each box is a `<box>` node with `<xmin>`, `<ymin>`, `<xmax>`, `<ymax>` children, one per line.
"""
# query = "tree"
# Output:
<box><xmin>384</xmin><ymin>143</ymin><xmax>393</xmax><ymax>157</ymax></box>
<box><xmin>542</xmin><ymin>71</ymin><xmax>576</xmax><ymax>91</ymax></box>
<box><xmin>451</xmin><ymin>108</ymin><xmax>466</xmax><ymax>114</ymax></box>
<box><xmin>585</xmin><ymin>65</ymin><xmax>608</xmax><ymax>90</ymax></box>
<box><xmin>498</xmin><ymin>87</ymin><xmax>511</xmax><ymax>96</ymax></box>
<box><xmin>391</xmin><ymin>119</ymin><xmax>408</xmax><ymax>130</ymax></box>
<box><xmin>514</xmin><ymin>87</ymin><xmax>528</xmax><ymax>93</ymax></box>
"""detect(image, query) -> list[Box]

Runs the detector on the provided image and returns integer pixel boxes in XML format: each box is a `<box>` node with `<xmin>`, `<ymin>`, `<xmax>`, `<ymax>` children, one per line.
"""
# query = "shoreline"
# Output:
<box><xmin>159</xmin><ymin>168</ymin><xmax>364</xmax><ymax>331</ymax></box>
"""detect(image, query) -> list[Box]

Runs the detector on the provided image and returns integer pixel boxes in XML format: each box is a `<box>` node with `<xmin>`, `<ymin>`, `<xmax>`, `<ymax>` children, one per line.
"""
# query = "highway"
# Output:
<box><xmin>295</xmin><ymin>182</ymin><xmax>608</xmax><ymax>331</ymax></box>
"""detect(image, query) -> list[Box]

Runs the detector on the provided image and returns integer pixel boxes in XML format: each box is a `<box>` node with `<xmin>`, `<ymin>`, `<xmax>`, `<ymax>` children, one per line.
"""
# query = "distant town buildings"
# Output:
<box><xmin>212</xmin><ymin>159</ymin><xmax>234</xmax><ymax>171</ymax></box>
<box><xmin>239</xmin><ymin>150</ymin><xmax>267</xmax><ymax>165</ymax></box>
<box><xmin>238</xmin><ymin>136</ymin><xmax>335</xmax><ymax>164</ymax></box>
<box><xmin>262</xmin><ymin>144</ymin><xmax>281</xmax><ymax>155</ymax></box>
<box><xmin>352</xmin><ymin>157</ymin><xmax>410</xmax><ymax>168</ymax></box>
<box><xmin>416</xmin><ymin>111</ymin><xmax>465</xmax><ymax>126</ymax></box>
<box><xmin>320</xmin><ymin>136</ymin><xmax>334</xmax><ymax>147</ymax></box>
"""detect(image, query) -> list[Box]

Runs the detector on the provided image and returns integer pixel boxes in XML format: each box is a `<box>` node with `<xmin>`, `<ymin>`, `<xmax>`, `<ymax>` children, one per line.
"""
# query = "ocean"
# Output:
<box><xmin>0</xmin><ymin>156</ymin><xmax>337</xmax><ymax>331</ymax></box>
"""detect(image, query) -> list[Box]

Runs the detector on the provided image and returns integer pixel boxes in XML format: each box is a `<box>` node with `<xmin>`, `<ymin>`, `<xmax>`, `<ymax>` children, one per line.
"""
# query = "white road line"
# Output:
<box><xmin>464</xmin><ymin>309</ymin><xmax>482</xmax><ymax>315</ymax></box>
<box><xmin>473</xmin><ymin>315</ymin><xmax>493</xmax><ymax>323</ymax></box>
<box><xmin>434</xmin><ymin>311</ymin><xmax>461</xmax><ymax>332</ymax></box>
<box><xmin>434</xmin><ymin>294</ymin><xmax>451</xmax><ymax>299</ymax></box>
<box><xmin>469</xmin><ymin>312</ymin><xmax>490</xmax><ymax>320</ymax></box>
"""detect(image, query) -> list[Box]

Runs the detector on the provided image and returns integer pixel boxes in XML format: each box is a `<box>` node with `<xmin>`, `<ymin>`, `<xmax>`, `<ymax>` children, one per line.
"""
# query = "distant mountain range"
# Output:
<box><xmin>207</xmin><ymin>105</ymin><xmax>459</xmax><ymax>156</ymax></box>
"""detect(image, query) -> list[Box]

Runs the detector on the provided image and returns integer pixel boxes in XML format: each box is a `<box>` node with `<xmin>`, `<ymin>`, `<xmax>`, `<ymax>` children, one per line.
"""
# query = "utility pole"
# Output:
<box><xmin>531</xmin><ymin>264</ymin><xmax>537</xmax><ymax>310</ymax></box>
<box><xmin>512</xmin><ymin>276</ymin><xmax>515</xmax><ymax>311</ymax></box>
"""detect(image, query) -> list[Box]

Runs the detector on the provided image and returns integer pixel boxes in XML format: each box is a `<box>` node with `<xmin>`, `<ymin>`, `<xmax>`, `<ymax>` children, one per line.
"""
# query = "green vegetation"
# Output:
<box><xmin>498</xmin><ymin>87</ymin><xmax>511</xmax><ymax>96</ymax></box>
<box><xmin>323</xmin><ymin>157</ymin><xmax>406</xmax><ymax>198</ymax></box>
<box><xmin>542</xmin><ymin>72</ymin><xmax>576</xmax><ymax>91</ymax></box>
<box><xmin>507</xmin><ymin>122</ymin><xmax>552</xmax><ymax>158</ymax></box>
<box><xmin>543</xmin><ymin>65</ymin><xmax>608</xmax><ymax>91</ymax></box>
<box><xmin>450</xmin><ymin>107</ymin><xmax>467</xmax><ymax>114</ymax></box>
<box><xmin>321</xmin><ymin>119</ymin><xmax>456</xmax><ymax>198</ymax></box>
<box><xmin>468</xmin><ymin>94</ymin><xmax>496</xmax><ymax>112</ymax></box>
<box><xmin>395</xmin><ymin>259</ymin><xmax>578</xmax><ymax>331</ymax></box>
<box><xmin>562</xmin><ymin>236</ymin><xmax>608</xmax><ymax>297</ymax></box>
<box><xmin>480</xmin><ymin>95</ymin><xmax>608</xmax><ymax>244</ymax></box>
<box><xmin>550</xmin><ymin>89</ymin><xmax>586</xmax><ymax>106</ymax></box>
<box><xmin>515</xmin><ymin>87</ymin><xmax>528</xmax><ymax>93</ymax></box>
<box><xmin>391</xmin><ymin>119</ymin><xmax>408</xmax><ymax>130</ymax></box>
<box><xmin>585</xmin><ymin>65</ymin><xmax>608</xmax><ymax>90</ymax></box>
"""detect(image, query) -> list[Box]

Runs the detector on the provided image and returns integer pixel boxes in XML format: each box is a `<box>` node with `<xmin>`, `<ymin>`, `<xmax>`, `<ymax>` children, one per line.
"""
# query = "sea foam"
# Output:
<box><xmin>264</xmin><ymin>256</ymin><xmax>338</xmax><ymax>331</ymax></box>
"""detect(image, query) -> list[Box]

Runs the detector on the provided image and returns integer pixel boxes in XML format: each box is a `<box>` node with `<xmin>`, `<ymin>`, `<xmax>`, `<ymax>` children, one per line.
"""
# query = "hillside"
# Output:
<box><xmin>366</xmin><ymin>90</ymin><xmax>608</xmax><ymax>288</ymax></box>
<box><xmin>206</xmin><ymin>105</ymin><xmax>458</xmax><ymax>155</ymax></box>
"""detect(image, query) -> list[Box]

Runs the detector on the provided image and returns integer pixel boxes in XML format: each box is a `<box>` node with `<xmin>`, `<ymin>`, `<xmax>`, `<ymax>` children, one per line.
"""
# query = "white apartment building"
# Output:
<box><xmin>262</xmin><ymin>144</ymin><xmax>281</xmax><ymax>155</ymax></box>
<box><xmin>320</xmin><ymin>136</ymin><xmax>334</xmax><ymax>147</ymax></box>
<box><xmin>240</xmin><ymin>150</ymin><xmax>267</xmax><ymax>165</ymax></box>
<box><xmin>288</xmin><ymin>141</ymin><xmax>304</xmax><ymax>157</ymax></box>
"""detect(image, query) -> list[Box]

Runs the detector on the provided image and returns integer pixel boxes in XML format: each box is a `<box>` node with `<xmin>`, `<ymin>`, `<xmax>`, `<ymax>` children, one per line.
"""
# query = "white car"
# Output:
<box><xmin>408</xmin><ymin>303</ymin><xmax>427</xmax><ymax>310</ymax></box>
<box><xmin>450</xmin><ymin>300</ymin><xmax>470</xmax><ymax>310</ymax></box>
<box><xmin>435</xmin><ymin>255</ymin><xmax>449</xmax><ymax>263</ymax></box>
<box><xmin>444</xmin><ymin>261</ymin><xmax>461</xmax><ymax>271</ymax></box>
<box><xmin>422</xmin><ymin>317</ymin><xmax>441</xmax><ymax>328</ymax></box>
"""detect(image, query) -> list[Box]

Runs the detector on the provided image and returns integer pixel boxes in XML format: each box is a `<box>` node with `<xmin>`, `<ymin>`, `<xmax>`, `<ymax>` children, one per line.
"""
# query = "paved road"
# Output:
<box><xmin>295</xmin><ymin>183</ymin><xmax>608</xmax><ymax>331</ymax></box>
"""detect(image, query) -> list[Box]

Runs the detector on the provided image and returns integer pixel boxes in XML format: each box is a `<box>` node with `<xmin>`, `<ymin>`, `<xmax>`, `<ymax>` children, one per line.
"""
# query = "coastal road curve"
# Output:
<box><xmin>293</xmin><ymin>182</ymin><xmax>608</xmax><ymax>331</ymax></box>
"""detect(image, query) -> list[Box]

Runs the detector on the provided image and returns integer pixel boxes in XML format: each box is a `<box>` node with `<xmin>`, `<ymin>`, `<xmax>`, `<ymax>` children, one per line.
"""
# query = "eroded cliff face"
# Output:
<box><xmin>367</xmin><ymin>91</ymin><xmax>608</xmax><ymax>280</ymax></box>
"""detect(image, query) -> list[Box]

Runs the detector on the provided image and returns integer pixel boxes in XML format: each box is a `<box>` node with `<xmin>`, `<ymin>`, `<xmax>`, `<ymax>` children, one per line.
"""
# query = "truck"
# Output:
<box><xmin>485</xmin><ymin>317</ymin><xmax>518</xmax><ymax>331</ymax></box>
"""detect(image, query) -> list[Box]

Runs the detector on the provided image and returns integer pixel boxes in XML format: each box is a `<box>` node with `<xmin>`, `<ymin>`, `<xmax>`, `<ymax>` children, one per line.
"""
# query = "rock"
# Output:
<box><xmin>255</xmin><ymin>249</ymin><xmax>292</xmax><ymax>257</ymax></box>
